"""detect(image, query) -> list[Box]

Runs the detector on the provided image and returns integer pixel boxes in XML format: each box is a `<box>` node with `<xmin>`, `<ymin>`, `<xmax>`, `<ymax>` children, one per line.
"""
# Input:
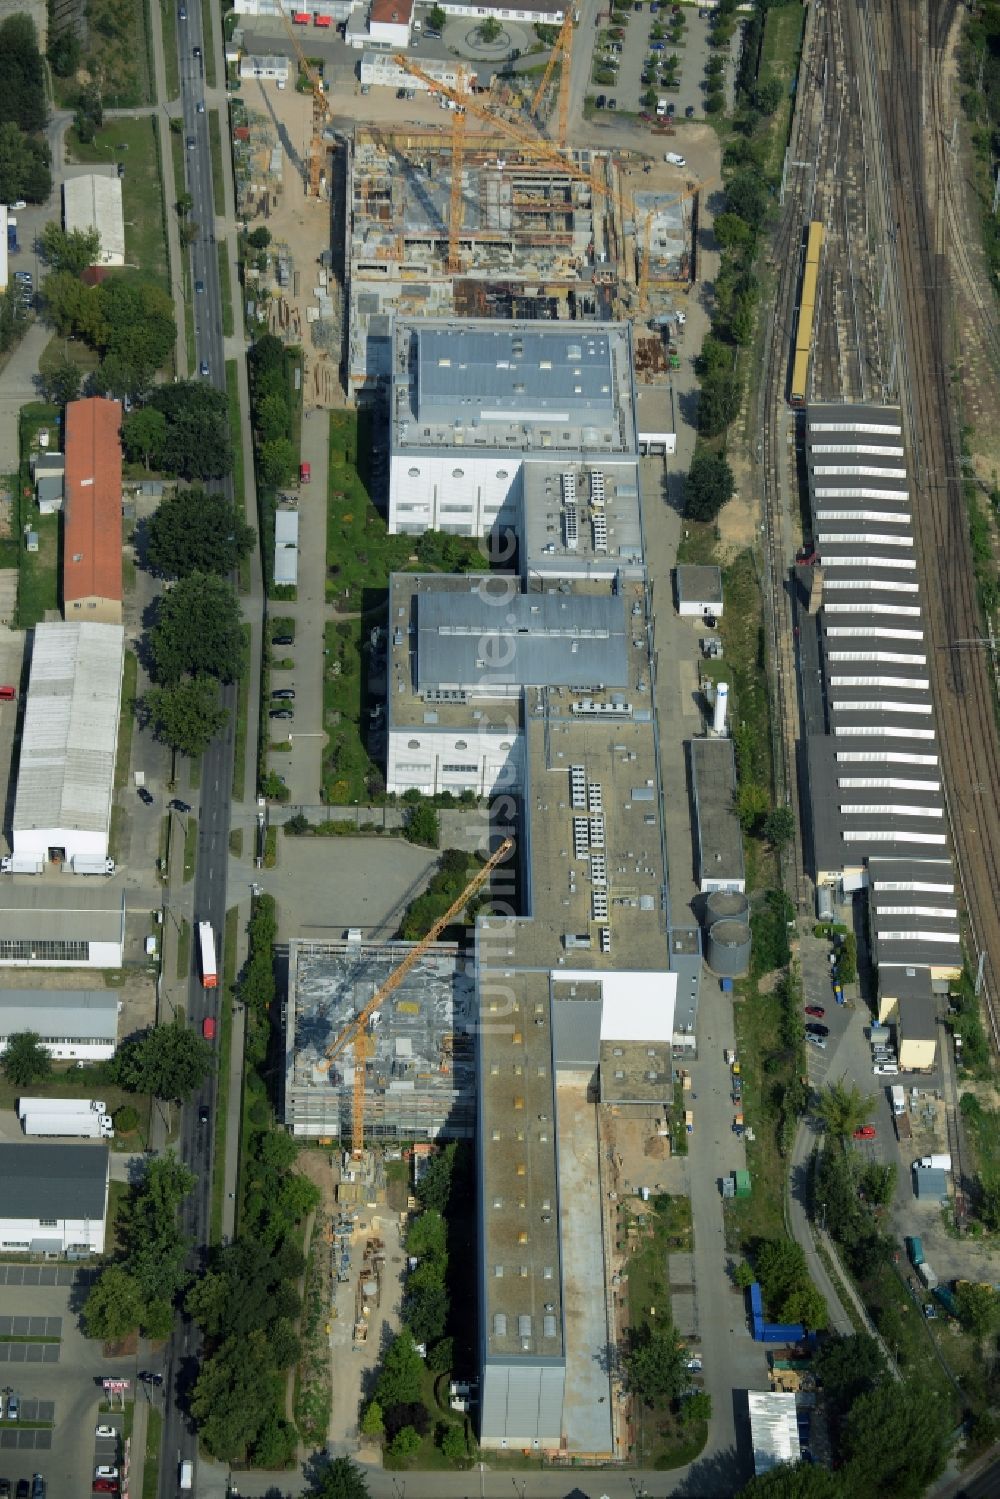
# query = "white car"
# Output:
<box><xmin>873</xmin><ymin>1061</ymin><xmax>899</xmax><ymax>1076</ymax></box>
<box><xmin>685</xmin><ymin>1355</ymin><xmax>703</xmax><ymax>1371</ymax></box>
<box><xmin>95</xmin><ymin>1425</ymin><xmax>117</xmax><ymax>1440</ymax></box>
<box><xmin>94</xmin><ymin>1469</ymin><xmax>118</xmax><ymax>1481</ymax></box>
<box><xmin>11</xmin><ymin>199</ymin><xmax>26</xmax><ymax>211</ymax></box>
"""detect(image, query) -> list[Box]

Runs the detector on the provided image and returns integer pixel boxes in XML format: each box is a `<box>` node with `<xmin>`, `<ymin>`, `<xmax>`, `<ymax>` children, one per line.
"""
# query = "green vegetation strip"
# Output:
<box><xmin>203</xmin><ymin>0</ymin><xmax>217</xmax><ymax>86</ymax></box>
<box><xmin>142</xmin><ymin>1405</ymin><xmax>162</xmax><ymax>1499</ymax></box>
<box><xmin>209</xmin><ymin>904</ymin><xmax>239</xmax><ymax>1245</ymax></box>
<box><xmin>69</xmin><ymin>119</ymin><xmax>170</xmax><ymax>290</ymax></box>
<box><xmin>160</xmin><ymin>0</ymin><xmax>180</xmax><ymax>100</ymax></box>
<box><xmin>176</xmin><ymin>917</ymin><xmax>191</xmax><ymax>982</ymax></box>
<box><xmin>225</xmin><ymin>360</ymin><xmax>251</xmax><ymax>593</ymax></box>
<box><xmin>232</xmin><ymin>624</ymin><xmax>251</xmax><ymax>802</ymax></box>
<box><xmin>182</xmin><ymin>814</ymin><xmax>198</xmax><ymax>883</ymax></box>
<box><xmin>217</xmin><ymin>240</ymin><xmax>234</xmax><ymax>336</ymax></box>
<box><xmin>209</xmin><ymin>110</ymin><xmax>225</xmax><ymax>218</ymax></box>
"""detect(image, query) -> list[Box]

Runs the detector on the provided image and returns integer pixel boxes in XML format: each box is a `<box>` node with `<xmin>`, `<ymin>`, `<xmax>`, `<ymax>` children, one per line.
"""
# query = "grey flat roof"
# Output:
<box><xmin>676</xmin><ymin>565</ymin><xmax>723</xmax><ymax>606</ymax></box>
<box><xmin>0</xmin><ymin>1142</ymin><xmax>108</xmax><ymax>1219</ymax></box>
<box><xmin>416</xmin><ymin>585</ymin><xmax>628</xmax><ymax>691</ymax></box>
<box><xmin>689</xmin><ymin>738</ymin><xmax>745</xmax><ymax>885</ymax></box>
<box><xmin>0</xmin><ymin>990</ymin><xmax>118</xmax><ymax>1040</ymax></box>
<box><xmin>415</xmin><ymin>325</ymin><xmax>615</xmax><ymax>421</ymax></box>
<box><xmin>0</xmin><ymin>884</ymin><xmax>125</xmax><ymax>942</ymax></box>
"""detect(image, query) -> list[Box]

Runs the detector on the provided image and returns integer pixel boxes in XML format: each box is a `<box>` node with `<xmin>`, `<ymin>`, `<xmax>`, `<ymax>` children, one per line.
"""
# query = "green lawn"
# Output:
<box><xmin>52</xmin><ymin>0</ymin><xmax>152</xmax><ymax>108</ymax></box>
<box><xmin>727</xmin><ymin>982</ymin><xmax>792</xmax><ymax>1248</ymax></box>
<box><xmin>66</xmin><ymin>119</ymin><xmax>169</xmax><ymax>289</ymax></box>
<box><xmin>226</xmin><ymin>360</ymin><xmax>250</xmax><ymax>592</ymax></box>
<box><xmin>176</xmin><ymin>917</ymin><xmax>191</xmax><ymax>981</ymax></box>
<box><xmin>961</xmin><ymin>1094</ymin><xmax>1000</xmax><ymax>1194</ymax></box>
<box><xmin>203</xmin><ymin>0</ymin><xmax>217</xmax><ymax>86</ymax></box>
<box><xmin>209</xmin><ymin>110</ymin><xmax>225</xmax><ymax>218</ymax></box>
<box><xmin>182</xmin><ymin>815</ymin><xmax>198</xmax><ymax>883</ymax></box>
<box><xmin>160</xmin><ymin>0</ymin><xmax>180</xmax><ymax>99</ymax></box>
<box><xmin>218</xmin><ymin>241</ymin><xmax>234</xmax><ymax>336</ymax></box>
<box><xmin>115</xmin><ymin>651</ymin><xmax>139</xmax><ymax>789</ymax></box>
<box><xmin>142</xmin><ymin>1405</ymin><xmax>162</xmax><ymax>1499</ymax></box>
<box><xmin>17</xmin><ymin>512</ymin><xmax>59</xmax><ymax>628</ymax></box>
<box><xmin>757</xmin><ymin>2</ymin><xmax>806</xmax><ymax>176</ymax></box>
<box><xmin>232</xmin><ymin>624</ymin><xmax>251</xmax><ymax>801</ymax></box>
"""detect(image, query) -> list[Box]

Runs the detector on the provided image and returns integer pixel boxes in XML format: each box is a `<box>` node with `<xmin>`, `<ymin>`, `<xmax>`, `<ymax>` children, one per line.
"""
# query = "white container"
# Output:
<box><xmin>917</xmin><ymin>1154</ymin><xmax>952</xmax><ymax>1172</ymax></box>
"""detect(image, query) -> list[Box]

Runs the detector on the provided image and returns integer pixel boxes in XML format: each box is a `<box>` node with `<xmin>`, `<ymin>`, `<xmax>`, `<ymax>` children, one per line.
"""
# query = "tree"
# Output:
<box><xmin>427</xmin><ymin>1336</ymin><xmax>453</xmax><ymax>1374</ymax></box>
<box><xmin>816</xmin><ymin>1080</ymin><xmax>873</xmax><ymax>1140</ymax></box>
<box><xmin>308</xmin><ymin>1457</ymin><xmax>371</xmax><ymax>1499</ymax></box>
<box><xmin>259</xmin><ymin>436</ymin><xmax>296</xmax><ymax>488</ymax></box>
<box><xmin>404</xmin><ymin>802</ymin><xmax>441</xmax><ymax>848</ymax></box>
<box><xmin>1</xmin><ymin>1030</ymin><xmax>52</xmax><ymax>1084</ymax></box>
<box><xmin>683</xmin><ymin>1390</ymin><xmax>712</xmax><ymax>1422</ymax></box>
<box><xmin>415</xmin><ymin>1141</ymin><xmax>457</xmax><ymax>1213</ymax></box>
<box><xmin>110</xmin><ymin>1021</ymin><xmax>213</xmax><ymax>1099</ymax></box>
<box><xmin>764</xmin><ymin>806</ymin><xmax>796</xmax><ymax>847</ymax></box>
<box><xmin>725</xmin><ymin>171</ymin><xmax>769</xmax><ymax>229</ymax></box>
<box><xmin>145</xmin><ymin>381</ymin><xmax>233</xmax><ymax>481</ymax></box>
<box><xmin>685</xmin><ymin>450</ymin><xmax>735</xmax><ymax>522</ymax></box>
<box><xmin>144</xmin><ymin>677</ymin><xmax>229</xmax><ymax>760</ymax></box>
<box><xmin>440</xmin><ymin>1423</ymin><xmax>468</xmax><ymax>1461</ymax></box>
<box><xmin>42</xmin><ymin>353</ymin><xmax>82</xmax><ymax>406</ymax></box>
<box><xmin>428</xmin><ymin>4</ymin><xmax>447</xmax><ymax>31</ymax></box>
<box><xmin>713</xmin><ymin>211</ymin><xmax>754</xmax><ymax>254</ymax></box>
<box><xmin>122</xmin><ymin>406</ymin><xmax>168</xmax><ymax>470</ymax></box>
<box><xmin>115</xmin><ymin>1104</ymin><xmax>140</xmax><ymax>1134</ymax></box>
<box><xmin>48</xmin><ymin>29</ymin><xmax>81</xmax><ymax>78</ymax></box>
<box><xmin>83</xmin><ymin>1265</ymin><xmax>145</xmax><ymax>1340</ymax></box>
<box><xmin>754</xmin><ymin>77</ymin><xmax>785</xmax><ymax>115</ymax></box>
<box><xmin>838</xmin><ymin>931</ymin><xmax>858</xmax><ymax>984</ymax></box>
<box><xmin>0</xmin><ymin>15</ymin><xmax>48</xmax><ymax>133</ymax></box>
<box><xmin>841</xmin><ymin>1378</ymin><xmax>950</xmax><ymax>1498</ymax></box>
<box><xmin>477</xmin><ymin>16</ymin><xmax>503</xmax><ymax>42</ymax></box>
<box><xmin>406</xmin><ymin>1209</ymin><xmax>447</xmax><ymax>1260</ymax></box>
<box><xmin>375</xmin><ymin>1332</ymin><xmax>424</xmax><ymax>1409</ymax></box>
<box><xmin>387</xmin><ymin>1425</ymin><xmax>421</xmax><ymax>1460</ymax></box>
<box><xmin>0</xmin><ymin>121</ymin><xmax>52</xmax><ymax>204</ymax></box>
<box><xmin>360</xmin><ymin>1400</ymin><xmax>384</xmax><ymax>1437</ymax></box>
<box><xmin>404</xmin><ymin>1280</ymin><xmax>448</xmax><ymax>1343</ymax></box>
<box><xmin>814</xmin><ymin>1333</ymin><xmax>885</xmax><ymax>1413</ymax></box>
<box><xmin>626</xmin><ymin>1325</ymin><xmax>687</xmax><ymax>1405</ymax></box>
<box><xmin>146</xmin><ymin>487</ymin><xmax>255</xmax><ymax>579</ymax></box>
<box><xmin>149</xmin><ymin>572</ymin><xmax>244</xmax><ymax>685</ymax></box>
<box><xmin>733</xmin><ymin>1261</ymin><xmax>755</xmax><ymax>1291</ymax></box>
<box><xmin>41</xmin><ymin>222</ymin><xmax>101</xmax><ymax>276</ymax></box>
<box><xmin>737</xmin><ymin>1466</ymin><xmax>846</xmax><ymax>1499</ymax></box>
<box><xmin>754</xmin><ymin>1239</ymin><xmax>827</xmax><ymax>1328</ymax></box>
<box><xmin>247</xmin><ymin>225</ymin><xmax>272</xmax><ymax>250</ymax></box>
<box><xmin>697</xmin><ymin>372</ymin><xmax>741</xmax><ymax>436</ymax></box>
<box><xmin>955</xmin><ymin>1280</ymin><xmax>1000</xmax><ymax>1340</ymax></box>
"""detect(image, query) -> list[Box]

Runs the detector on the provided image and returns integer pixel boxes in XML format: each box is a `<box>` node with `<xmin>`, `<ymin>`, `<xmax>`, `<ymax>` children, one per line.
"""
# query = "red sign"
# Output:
<box><xmin>314</xmin><ymin>13</ymin><xmax>332</xmax><ymax>24</ymax></box>
<box><xmin>292</xmin><ymin>10</ymin><xmax>310</xmax><ymax>19</ymax></box>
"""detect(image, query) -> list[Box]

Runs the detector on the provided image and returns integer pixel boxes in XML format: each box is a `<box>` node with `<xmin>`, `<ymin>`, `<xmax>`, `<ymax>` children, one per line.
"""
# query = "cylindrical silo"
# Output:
<box><xmin>706</xmin><ymin>918</ymin><xmax>752</xmax><ymax>977</ymax></box>
<box><xmin>705</xmin><ymin>889</ymin><xmax>750</xmax><ymax>927</ymax></box>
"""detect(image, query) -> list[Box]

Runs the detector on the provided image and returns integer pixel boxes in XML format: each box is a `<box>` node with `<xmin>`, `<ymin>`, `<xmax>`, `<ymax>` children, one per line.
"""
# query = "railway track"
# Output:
<box><xmin>866</xmin><ymin>0</ymin><xmax>1000</xmax><ymax>1055</ymax></box>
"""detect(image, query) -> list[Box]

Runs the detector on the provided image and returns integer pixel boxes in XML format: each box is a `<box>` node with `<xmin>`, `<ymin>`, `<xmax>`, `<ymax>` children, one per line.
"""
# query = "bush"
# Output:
<box><xmin>114</xmin><ymin>1105</ymin><xmax>140</xmax><ymax>1134</ymax></box>
<box><xmin>685</xmin><ymin>450</ymin><xmax>735</xmax><ymax>522</ymax></box>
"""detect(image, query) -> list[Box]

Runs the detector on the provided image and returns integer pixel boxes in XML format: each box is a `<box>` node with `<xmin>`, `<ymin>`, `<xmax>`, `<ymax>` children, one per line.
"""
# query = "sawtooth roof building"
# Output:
<box><xmin>12</xmin><ymin>621</ymin><xmax>125</xmax><ymax>871</ymax></box>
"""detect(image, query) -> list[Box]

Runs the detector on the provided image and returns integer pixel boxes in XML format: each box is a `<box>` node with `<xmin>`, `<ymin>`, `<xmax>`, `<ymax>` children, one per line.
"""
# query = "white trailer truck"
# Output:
<box><xmin>17</xmin><ymin>1097</ymin><xmax>107</xmax><ymax>1117</ymax></box>
<box><xmin>21</xmin><ymin>1112</ymin><xmax>113</xmax><ymax>1139</ymax></box>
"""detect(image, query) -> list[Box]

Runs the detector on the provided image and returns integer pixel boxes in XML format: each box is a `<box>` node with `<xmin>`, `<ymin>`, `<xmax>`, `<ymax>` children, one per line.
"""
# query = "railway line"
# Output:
<box><xmin>866</xmin><ymin>0</ymin><xmax>1000</xmax><ymax>1058</ymax></box>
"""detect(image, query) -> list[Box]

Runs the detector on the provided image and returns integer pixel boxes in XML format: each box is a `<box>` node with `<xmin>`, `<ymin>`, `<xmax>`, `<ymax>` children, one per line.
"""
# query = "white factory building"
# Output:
<box><xmin>0</xmin><ymin>886</ymin><xmax>126</xmax><ymax>969</ymax></box>
<box><xmin>0</xmin><ymin>991</ymin><xmax>120</xmax><ymax>1061</ymax></box>
<box><xmin>12</xmin><ymin>621</ymin><xmax>125</xmax><ymax>872</ymax></box>
<box><xmin>62</xmin><ymin>174</ymin><xmax>125</xmax><ymax>267</ymax></box>
<box><xmin>0</xmin><ymin>1142</ymin><xmax>110</xmax><ymax>1256</ymax></box>
<box><xmin>387</xmin><ymin>319</ymin><xmax>639</xmax><ymax>538</ymax></box>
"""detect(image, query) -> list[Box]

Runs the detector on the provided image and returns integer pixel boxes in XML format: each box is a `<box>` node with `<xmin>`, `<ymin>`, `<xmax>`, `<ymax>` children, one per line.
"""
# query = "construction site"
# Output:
<box><xmin>284</xmin><ymin>937</ymin><xmax>478</xmax><ymax>1140</ymax></box>
<box><xmin>346</xmin><ymin>125</ymin><xmax>694</xmax><ymax>392</ymax></box>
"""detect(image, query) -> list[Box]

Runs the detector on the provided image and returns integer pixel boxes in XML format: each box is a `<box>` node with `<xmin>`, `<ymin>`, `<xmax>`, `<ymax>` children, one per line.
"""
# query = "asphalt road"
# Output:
<box><xmin>158</xmin><ymin>3</ymin><xmax>238</xmax><ymax>1494</ymax></box>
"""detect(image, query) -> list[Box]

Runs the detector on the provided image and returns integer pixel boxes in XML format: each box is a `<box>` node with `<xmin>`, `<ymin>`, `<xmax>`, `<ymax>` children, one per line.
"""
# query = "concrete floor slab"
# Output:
<box><xmin>252</xmin><ymin>832</ymin><xmax>441</xmax><ymax>941</ymax></box>
<box><xmin>555</xmin><ymin>1073</ymin><xmax>613</xmax><ymax>1456</ymax></box>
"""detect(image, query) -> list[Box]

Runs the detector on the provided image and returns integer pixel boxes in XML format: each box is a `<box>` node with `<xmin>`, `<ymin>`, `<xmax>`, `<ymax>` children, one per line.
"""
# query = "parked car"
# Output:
<box><xmin>607</xmin><ymin>97</ymin><xmax>617</xmax><ymax>110</ymax></box>
<box><xmin>6</xmin><ymin>1393</ymin><xmax>18</xmax><ymax>1420</ymax></box>
<box><xmin>198</xmin><ymin>1105</ymin><xmax>209</xmax><ymax>1125</ymax></box>
<box><xmin>15</xmin><ymin>1482</ymin><xmax>28</xmax><ymax>1499</ymax></box>
<box><xmin>873</xmin><ymin>1061</ymin><xmax>899</xmax><ymax>1076</ymax></box>
<box><xmin>853</xmin><ymin>1126</ymin><xmax>876</xmax><ymax>1140</ymax></box>
<box><xmin>595</xmin><ymin>93</ymin><xmax>606</xmax><ymax>108</ymax></box>
<box><xmin>272</xmin><ymin>634</ymin><xmax>294</xmax><ymax>647</ymax></box>
<box><xmin>685</xmin><ymin>1355</ymin><xmax>703</xmax><ymax>1371</ymax></box>
<box><xmin>169</xmin><ymin>799</ymin><xmax>191</xmax><ymax>813</ymax></box>
<box><xmin>269</xmin><ymin>708</ymin><xmax>293</xmax><ymax>720</ymax></box>
<box><xmin>686</xmin><ymin>104</ymin><xmax>696</xmax><ymax>118</ymax></box>
<box><xmin>271</xmin><ymin>688</ymin><xmax>295</xmax><ymax>700</ymax></box>
<box><xmin>95</xmin><ymin>1425</ymin><xmax>118</xmax><ymax>1439</ymax></box>
<box><xmin>806</xmin><ymin>1034</ymin><xmax>827</xmax><ymax>1049</ymax></box>
<box><xmin>94</xmin><ymin>1469</ymin><xmax>119</xmax><ymax>1481</ymax></box>
<box><xmin>806</xmin><ymin>1022</ymin><xmax>829</xmax><ymax>1037</ymax></box>
<box><xmin>199</xmin><ymin>360</ymin><xmax>210</xmax><ymax>376</ymax></box>
<box><xmin>805</xmin><ymin>1005</ymin><xmax>825</xmax><ymax>1018</ymax></box>
<box><xmin>0</xmin><ymin>1478</ymin><xmax>10</xmax><ymax>1498</ymax></box>
<box><xmin>137</xmin><ymin>786</ymin><xmax>154</xmax><ymax>805</ymax></box>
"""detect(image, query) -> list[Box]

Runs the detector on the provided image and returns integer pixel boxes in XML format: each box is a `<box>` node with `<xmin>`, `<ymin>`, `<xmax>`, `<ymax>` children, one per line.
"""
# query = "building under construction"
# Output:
<box><xmin>284</xmin><ymin>938</ymin><xmax>476</xmax><ymax>1139</ymax></box>
<box><xmin>345</xmin><ymin>128</ymin><xmax>693</xmax><ymax>391</ymax></box>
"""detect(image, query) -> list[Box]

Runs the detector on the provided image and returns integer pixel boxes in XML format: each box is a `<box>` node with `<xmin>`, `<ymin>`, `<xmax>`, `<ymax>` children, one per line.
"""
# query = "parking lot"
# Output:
<box><xmin>589</xmin><ymin>3</ymin><xmax>733</xmax><ymax>122</ymax></box>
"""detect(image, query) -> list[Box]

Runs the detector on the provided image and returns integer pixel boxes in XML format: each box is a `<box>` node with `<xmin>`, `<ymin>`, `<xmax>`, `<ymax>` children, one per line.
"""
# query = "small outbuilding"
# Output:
<box><xmin>913</xmin><ymin>1165</ymin><xmax>949</xmax><ymax>1201</ymax></box>
<box><xmin>676</xmin><ymin>564</ymin><xmax>723</xmax><ymax>619</ymax></box>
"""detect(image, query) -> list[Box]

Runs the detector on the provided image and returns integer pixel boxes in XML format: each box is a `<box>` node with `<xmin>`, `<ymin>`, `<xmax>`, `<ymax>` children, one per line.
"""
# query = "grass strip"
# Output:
<box><xmin>226</xmin><ymin>359</ymin><xmax>251</xmax><ymax>593</ymax></box>
<box><xmin>115</xmin><ymin>651</ymin><xmax>138</xmax><ymax>790</ymax></box>
<box><xmin>176</xmin><ymin>917</ymin><xmax>191</xmax><ymax>981</ymax></box>
<box><xmin>218</xmin><ymin>239</ymin><xmax>233</xmax><ymax>336</ymax></box>
<box><xmin>160</xmin><ymin>0</ymin><xmax>180</xmax><ymax>100</ymax></box>
<box><xmin>142</xmin><ymin>1405</ymin><xmax>162</xmax><ymax>1499</ymax></box>
<box><xmin>209</xmin><ymin>904</ymin><xmax>239</xmax><ymax>1244</ymax></box>
<box><xmin>232</xmin><ymin>624</ymin><xmax>251</xmax><ymax>801</ymax></box>
<box><xmin>182</xmin><ymin>815</ymin><xmax>198</xmax><ymax>884</ymax></box>
<box><xmin>209</xmin><ymin>109</ymin><xmax>225</xmax><ymax>218</ymax></box>
<box><xmin>203</xmin><ymin>0</ymin><xmax>217</xmax><ymax>86</ymax></box>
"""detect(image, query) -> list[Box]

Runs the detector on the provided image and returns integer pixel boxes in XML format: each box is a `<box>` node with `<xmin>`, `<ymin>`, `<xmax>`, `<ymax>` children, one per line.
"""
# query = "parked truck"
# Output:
<box><xmin>22</xmin><ymin>1112</ymin><xmax>113</xmax><ymax>1139</ymax></box>
<box><xmin>933</xmin><ymin>1283</ymin><xmax>959</xmax><ymax>1317</ymax></box>
<box><xmin>906</xmin><ymin>1235</ymin><xmax>924</xmax><ymax>1266</ymax></box>
<box><xmin>917</xmin><ymin>1261</ymin><xmax>938</xmax><ymax>1291</ymax></box>
<box><xmin>890</xmin><ymin>1085</ymin><xmax>905</xmax><ymax>1116</ymax></box>
<box><xmin>18</xmin><ymin>1097</ymin><xmax>107</xmax><ymax>1117</ymax></box>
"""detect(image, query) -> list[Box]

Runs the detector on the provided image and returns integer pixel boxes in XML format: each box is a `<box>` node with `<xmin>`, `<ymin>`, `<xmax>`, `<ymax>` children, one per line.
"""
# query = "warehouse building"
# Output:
<box><xmin>747</xmin><ymin>1390</ymin><xmax>801</xmax><ymax>1476</ymax></box>
<box><xmin>63</xmin><ymin>397</ymin><xmax>123</xmax><ymax>623</ymax></box>
<box><xmin>12</xmin><ymin>621</ymin><xmax>125</xmax><ymax>871</ymax></box>
<box><xmin>689</xmin><ymin>736</ymin><xmax>745</xmax><ymax>895</ymax></box>
<box><xmin>0</xmin><ymin>885</ymin><xmax>126</xmax><ymax>968</ymax></box>
<box><xmin>0</xmin><ymin>1142</ymin><xmax>109</xmax><ymax>1255</ymax></box>
<box><xmin>388</xmin><ymin>319</ymin><xmax>639</xmax><ymax>536</ymax></box>
<box><xmin>0</xmin><ymin>990</ymin><xmax>119</xmax><ymax>1061</ymax></box>
<box><xmin>284</xmin><ymin>939</ymin><xmax>475</xmax><ymax>1138</ymax></box>
<box><xmin>62</xmin><ymin>175</ymin><xmax>124</xmax><ymax>267</ymax></box>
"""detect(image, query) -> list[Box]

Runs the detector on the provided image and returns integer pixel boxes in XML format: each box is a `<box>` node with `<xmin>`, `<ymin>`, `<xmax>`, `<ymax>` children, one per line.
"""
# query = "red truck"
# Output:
<box><xmin>300</xmin><ymin>461</ymin><xmax>311</xmax><ymax>484</ymax></box>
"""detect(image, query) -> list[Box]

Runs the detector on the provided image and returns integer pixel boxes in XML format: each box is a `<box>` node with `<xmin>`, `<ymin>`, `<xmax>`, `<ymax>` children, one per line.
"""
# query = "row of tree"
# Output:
<box><xmin>43</xmin><ymin>272</ymin><xmax>176</xmax><ymax>403</ymax></box>
<box><xmin>248</xmin><ymin>333</ymin><xmax>299</xmax><ymax>493</ymax></box>
<box><xmin>0</xmin><ymin>17</ymin><xmax>51</xmax><ymax>205</ymax></box>
<box><xmin>123</xmin><ymin>381</ymin><xmax>235</xmax><ymax>482</ymax></box>
<box><xmin>737</xmin><ymin>1237</ymin><xmax>828</xmax><ymax>1331</ymax></box>
<box><xmin>140</xmin><ymin>570</ymin><xmax>243</xmax><ymax>761</ymax></box>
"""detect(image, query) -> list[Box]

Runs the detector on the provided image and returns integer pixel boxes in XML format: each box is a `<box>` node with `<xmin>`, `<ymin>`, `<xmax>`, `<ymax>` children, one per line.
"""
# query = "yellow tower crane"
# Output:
<box><xmin>275</xmin><ymin>0</ymin><xmax>332</xmax><ymax>196</ymax></box>
<box><xmin>448</xmin><ymin>70</ymin><xmax>470</xmax><ymax>273</ymax></box>
<box><xmin>319</xmin><ymin>838</ymin><xmax>514</xmax><ymax>1155</ymax></box>
<box><xmin>530</xmin><ymin>9</ymin><xmax>575</xmax><ymax>147</ymax></box>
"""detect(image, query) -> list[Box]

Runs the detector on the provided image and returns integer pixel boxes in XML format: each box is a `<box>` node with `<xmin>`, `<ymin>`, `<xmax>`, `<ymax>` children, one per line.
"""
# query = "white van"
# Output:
<box><xmin>664</xmin><ymin>151</ymin><xmax>687</xmax><ymax>167</ymax></box>
<box><xmin>179</xmin><ymin>1459</ymin><xmax>193</xmax><ymax>1491</ymax></box>
<box><xmin>656</xmin><ymin>98</ymin><xmax>668</xmax><ymax>116</ymax></box>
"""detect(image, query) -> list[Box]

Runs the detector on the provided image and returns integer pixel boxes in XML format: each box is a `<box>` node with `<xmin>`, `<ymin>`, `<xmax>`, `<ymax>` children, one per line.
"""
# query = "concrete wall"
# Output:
<box><xmin>0</xmin><ymin>1213</ymin><xmax>105</xmax><ymax>1255</ymax></box>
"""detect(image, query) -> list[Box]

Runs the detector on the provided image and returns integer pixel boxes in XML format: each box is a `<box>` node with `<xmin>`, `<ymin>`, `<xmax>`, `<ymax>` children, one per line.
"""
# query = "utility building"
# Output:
<box><xmin>12</xmin><ymin>621</ymin><xmax>125</xmax><ymax>870</ymax></box>
<box><xmin>0</xmin><ymin>885</ymin><xmax>126</xmax><ymax>968</ymax></box>
<box><xmin>63</xmin><ymin>397</ymin><xmax>123</xmax><ymax>624</ymax></box>
<box><xmin>0</xmin><ymin>1142</ymin><xmax>109</xmax><ymax>1256</ymax></box>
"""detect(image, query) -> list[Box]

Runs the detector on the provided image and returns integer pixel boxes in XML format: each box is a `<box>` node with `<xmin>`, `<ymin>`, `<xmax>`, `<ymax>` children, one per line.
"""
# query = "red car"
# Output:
<box><xmin>853</xmin><ymin>1126</ymin><xmax>876</xmax><ymax>1140</ymax></box>
<box><xmin>805</xmin><ymin>1005</ymin><xmax>825</xmax><ymax>1018</ymax></box>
